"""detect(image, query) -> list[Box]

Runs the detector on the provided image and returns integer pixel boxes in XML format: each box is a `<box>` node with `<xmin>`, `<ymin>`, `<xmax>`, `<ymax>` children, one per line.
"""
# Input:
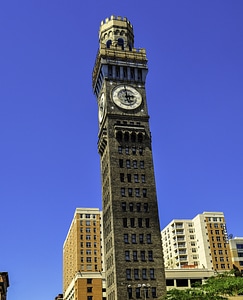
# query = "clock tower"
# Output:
<box><xmin>92</xmin><ymin>16</ymin><xmax>166</xmax><ymax>300</ymax></box>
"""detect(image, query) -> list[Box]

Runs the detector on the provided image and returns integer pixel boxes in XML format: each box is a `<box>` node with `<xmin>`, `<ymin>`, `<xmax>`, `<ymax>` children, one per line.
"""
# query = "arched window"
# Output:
<box><xmin>106</xmin><ymin>40</ymin><xmax>112</xmax><ymax>48</ymax></box>
<box><xmin>131</xmin><ymin>132</ymin><xmax>136</xmax><ymax>143</ymax></box>
<box><xmin>116</xmin><ymin>131</ymin><xmax>122</xmax><ymax>141</ymax></box>
<box><xmin>117</xmin><ymin>38</ymin><xmax>124</xmax><ymax>50</ymax></box>
<box><xmin>124</xmin><ymin>132</ymin><xmax>129</xmax><ymax>142</ymax></box>
<box><xmin>138</xmin><ymin>133</ymin><xmax>143</xmax><ymax>143</ymax></box>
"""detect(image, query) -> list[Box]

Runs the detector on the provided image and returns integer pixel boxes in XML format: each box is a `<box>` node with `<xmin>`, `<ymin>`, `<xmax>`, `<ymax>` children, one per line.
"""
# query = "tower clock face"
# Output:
<box><xmin>98</xmin><ymin>93</ymin><xmax>105</xmax><ymax>123</ymax></box>
<box><xmin>112</xmin><ymin>85</ymin><xmax>142</xmax><ymax>110</ymax></box>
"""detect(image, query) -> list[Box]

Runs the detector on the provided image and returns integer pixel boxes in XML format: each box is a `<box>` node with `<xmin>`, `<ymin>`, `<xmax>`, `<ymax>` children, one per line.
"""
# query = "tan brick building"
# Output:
<box><xmin>63</xmin><ymin>208</ymin><xmax>105</xmax><ymax>300</ymax></box>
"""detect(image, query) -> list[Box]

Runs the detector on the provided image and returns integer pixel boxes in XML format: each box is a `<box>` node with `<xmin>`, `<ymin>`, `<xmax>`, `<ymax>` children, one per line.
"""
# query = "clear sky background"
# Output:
<box><xmin>0</xmin><ymin>1</ymin><xmax>242</xmax><ymax>299</ymax></box>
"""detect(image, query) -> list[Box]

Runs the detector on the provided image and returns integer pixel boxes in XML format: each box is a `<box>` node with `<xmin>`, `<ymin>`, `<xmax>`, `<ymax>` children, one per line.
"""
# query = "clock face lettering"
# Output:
<box><xmin>112</xmin><ymin>85</ymin><xmax>142</xmax><ymax>110</ymax></box>
<box><xmin>99</xmin><ymin>93</ymin><xmax>105</xmax><ymax>123</ymax></box>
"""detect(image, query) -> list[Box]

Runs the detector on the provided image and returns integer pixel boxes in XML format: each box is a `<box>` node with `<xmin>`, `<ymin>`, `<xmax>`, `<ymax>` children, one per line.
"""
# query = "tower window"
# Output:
<box><xmin>143</xmin><ymin>188</ymin><xmax>147</xmax><ymax>197</ymax></box>
<box><xmin>125</xmin><ymin>146</ymin><xmax>129</xmax><ymax>154</ymax></box>
<box><xmin>139</xmin><ymin>233</ymin><xmax>144</xmax><ymax>243</ymax></box>
<box><xmin>125</xmin><ymin>251</ymin><xmax>130</xmax><ymax>261</ymax></box>
<box><xmin>152</xmin><ymin>287</ymin><xmax>157</xmax><ymax>298</ymax></box>
<box><xmin>124</xmin><ymin>234</ymin><xmax>129</xmax><ymax>243</ymax></box>
<box><xmin>141</xmin><ymin>251</ymin><xmax>146</xmax><ymax>261</ymax></box>
<box><xmin>147</xmin><ymin>234</ymin><xmax>152</xmax><ymax>244</ymax></box>
<box><xmin>132</xmin><ymin>234</ymin><xmax>136</xmax><ymax>243</ymax></box>
<box><xmin>130</xmin><ymin>218</ymin><xmax>135</xmax><ymax>227</ymax></box>
<box><xmin>106</xmin><ymin>40</ymin><xmax>112</xmax><ymax>48</ymax></box>
<box><xmin>128</xmin><ymin>188</ymin><xmax>133</xmax><ymax>197</ymax></box>
<box><xmin>136</xmin><ymin>203</ymin><xmax>141</xmax><ymax>212</ymax></box>
<box><xmin>120</xmin><ymin>173</ymin><xmax>125</xmax><ymax>182</ymax></box>
<box><xmin>131</xmin><ymin>133</ymin><xmax>136</xmax><ymax>143</ymax></box>
<box><xmin>123</xmin><ymin>218</ymin><xmax>128</xmax><ymax>227</ymax></box>
<box><xmin>145</xmin><ymin>218</ymin><xmax>150</xmax><ymax>228</ymax></box>
<box><xmin>138</xmin><ymin>133</ymin><xmax>143</xmax><ymax>142</ymax></box>
<box><xmin>124</xmin><ymin>132</ymin><xmax>129</xmax><ymax>141</ymax></box>
<box><xmin>150</xmin><ymin>268</ymin><xmax>155</xmax><ymax>279</ymax></box>
<box><xmin>116</xmin><ymin>131</ymin><xmax>122</xmax><ymax>141</ymax></box>
<box><xmin>142</xmin><ymin>268</ymin><xmax>147</xmax><ymax>279</ymax></box>
<box><xmin>134</xmin><ymin>174</ymin><xmax>139</xmax><ymax>183</ymax></box>
<box><xmin>140</xmin><ymin>161</ymin><xmax>144</xmax><ymax>168</ymax></box>
<box><xmin>118</xmin><ymin>146</ymin><xmax>122</xmax><ymax>154</ymax></box>
<box><xmin>117</xmin><ymin>38</ymin><xmax>124</xmax><ymax>49</ymax></box>
<box><xmin>127</xmin><ymin>174</ymin><xmax>132</xmax><ymax>182</ymax></box>
<box><xmin>148</xmin><ymin>250</ymin><xmax>153</xmax><ymax>261</ymax></box>
<box><xmin>126</xmin><ymin>269</ymin><xmax>131</xmax><ymax>280</ymax></box>
<box><xmin>119</xmin><ymin>159</ymin><xmax>123</xmax><ymax>168</ymax></box>
<box><xmin>132</xmin><ymin>146</ymin><xmax>136</xmax><ymax>154</ymax></box>
<box><xmin>116</xmin><ymin>66</ymin><xmax>120</xmax><ymax>78</ymax></box>
<box><xmin>138</xmin><ymin>218</ymin><xmax>142</xmax><ymax>228</ymax></box>
<box><xmin>126</xmin><ymin>160</ymin><xmax>131</xmax><ymax>168</ymax></box>
<box><xmin>133</xmin><ymin>250</ymin><xmax>138</xmax><ymax>261</ymax></box>
<box><xmin>134</xmin><ymin>269</ymin><xmax>139</xmax><ymax>280</ymax></box>
<box><xmin>129</xmin><ymin>203</ymin><xmax>133</xmax><ymax>212</ymax></box>
<box><xmin>133</xmin><ymin>160</ymin><xmax>138</xmax><ymax>168</ymax></box>
<box><xmin>135</xmin><ymin>188</ymin><xmax>140</xmax><ymax>197</ymax></box>
<box><xmin>122</xmin><ymin>202</ymin><xmax>126</xmax><ymax>211</ymax></box>
<box><xmin>139</xmin><ymin>147</ymin><xmax>143</xmax><ymax>155</ymax></box>
<box><xmin>144</xmin><ymin>203</ymin><xmax>149</xmax><ymax>212</ymax></box>
<box><xmin>121</xmin><ymin>188</ymin><xmax>125</xmax><ymax>197</ymax></box>
<box><xmin>108</xmin><ymin>65</ymin><xmax>113</xmax><ymax>77</ymax></box>
<box><xmin>141</xmin><ymin>174</ymin><xmax>145</xmax><ymax>182</ymax></box>
<box><xmin>123</xmin><ymin>66</ymin><xmax>127</xmax><ymax>78</ymax></box>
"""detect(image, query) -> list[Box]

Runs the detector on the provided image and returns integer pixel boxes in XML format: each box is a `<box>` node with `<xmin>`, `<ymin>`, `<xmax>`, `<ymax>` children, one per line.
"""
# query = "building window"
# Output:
<box><xmin>128</xmin><ymin>287</ymin><xmax>132</xmax><ymax>299</ymax></box>
<box><xmin>86</xmin><ymin>220</ymin><xmax>91</xmax><ymax>226</ymax></box>
<box><xmin>138</xmin><ymin>218</ymin><xmax>142</xmax><ymax>228</ymax></box>
<box><xmin>135</xmin><ymin>188</ymin><xmax>140</xmax><ymax>197</ymax></box>
<box><xmin>118</xmin><ymin>146</ymin><xmax>122</xmax><ymax>154</ymax></box>
<box><xmin>132</xmin><ymin>146</ymin><xmax>136</xmax><ymax>154</ymax></box>
<box><xmin>134</xmin><ymin>269</ymin><xmax>139</xmax><ymax>280</ymax></box>
<box><xmin>139</xmin><ymin>234</ymin><xmax>144</xmax><ymax>243</ymax></box>
<box><xmin>126</xmin><ymin>269</ymin><xmax>131</xmax><ymax>280</ymax></box>
<box><xmin>87</xmin><ymin>278</ymin><xmax>92</xmax><ymax>284</ymax></box>
<box><xmin>130</xmin><ymin>218</ymin><xmax>135</xmax><ymax>227</ymax></box>
<box><xmin>133</xmin><ymin>250</ymin><xmax>138</xmax><ymax>261</ymax></box>
<box><xmin>125</xmin><ymin>146</ymin><xmax>129</xmax><ymax>154</ymax></box>
<box><xmin>147</xmin><ymin>234</ymin><xmax>152</xmax><ymax>244</ymax></box>
<box><xmin>143</xmin><ymin>189</ymin><xmax>147</xmax><ymax>197</ymax></box>
<box><xmin>127</xmin><ymin>174</ymin><xmax>132</xmax><ymax>182</ymax></box>
<box><xmin>124</xmin><ymin>234</ymin><xmax>129</xmax><ymax>243</ymax></box>
<box><xmin>87</xmin><ymin>296</ymin><xmax>93</xmax><ymax>300</ymax></box>
<box><xmin>144</xmin><ymin>203</ymin><xmax>149</xmax><ymax>212</ymax></box>
<box><xmin>121</xmin><ymin>188</ymin><xmax>125</xmax><ymax>197</ymax></box>
<box><xmin>152</xmin><ymin>287</ymin><xmax>157</xmax><ymax>298</ymax></box>
<box><xmin>86</xmin><ymin>235</ymin><xmax>91</xmax><ymax>240</ymax></box>
<box><xmin>150</xmin><ymin>268</ymin><xmax>155</xmax><ymax>279</ymax></box>
<box><xmin>139</xmin><ymin>147</ymin><xmax>143</xmax><ymax>155</ymax></box>
<box><xmin>87</xmin><ymin>287</ymin><xmax>92</xmax><ymax>293</ymax></box>
<box><xmin>133</xmin><ymin>160</ymin><xmax>138</xmax><ymax>168</ymax></box>
<box><xmin>142</xmin><ymin>268</ymin><xmax>147</xmax><ymax>279</ymax></box>
<box><xmin>141</xmin><ymin>251</ymin><xmax>146</xmax><ymax>261</ymax></box>
<box><xmin>148</xmin><ymin>250</ymin><xmax>153</xmax><ymax>261</ymax></box>
<box><xmin>128</xmin><ymin>188</ymin><xmax>133</xmax><ymax>196</ymax></box>
<box><xmin>86</xmin><ymin>257</ymin><xmax>92</xmax><ymax>262</ymax></box>
<box><xmin>126</xmin><ymin>160</ymin><xmax>131</xmax><ymax>168</ymax></box>
<box><xmin>123</xmin><ymin>218</ymin><xmax>128</xmax><ymax>227</ymax></box>
<box><xmin>125</xmin><ymin>251</ymin><xmax>130</xmax><ymax>261</ymax></box>
<box><xmin>119</xmin><ymin>159</ymin><xmax>124</xmax><ymax>168</ymax></box>
<box><xmin>120</xmin><ymin>173</ymin><xmax>125</xmax><ymax>182</ymax></box>
<box><xmin>86</xmin><ymin>250</ymin><xmax>91</xmax><ymax>255</ymax></box>
<box><xmin>136</xmin><ymin>203</ymin><xmax>141</xmax><ymax>212</ymax></box>
<box><xmin>145</xmin><ymin>218</ymin><xmax>150</xmax><ymax>228</ymax></box>
<box><xmin>140</xmin><ymin>160</ymin><xmax>144</xmax><ymax>168</ymax></box>
<box><xmin>141</xmin><ymin>174</ymin><xmax>145</xmax><ymax>182</ymax></box>
<box><xmin>122</xmin><ymin>202</ymin><xmax>126</xmax><ymax>211</ymax></box>
<box><xmin>132</xmin><ymin>234</ymin><xmax>136</xmax><ymax>243</ymax></box>
<box><xmin>134</xmin><ymin>174</ymin><xmax>139</xmax><ymax>182</ymax></box>
<box><xmin>86</xmin><ymin>242</ymin><xmax>91</xmax><ymax>248</ymax></box>
<box><xmin>136</xmin><ymin>287</ymin><xmax>140</xmax><ymax>298</ymax></box>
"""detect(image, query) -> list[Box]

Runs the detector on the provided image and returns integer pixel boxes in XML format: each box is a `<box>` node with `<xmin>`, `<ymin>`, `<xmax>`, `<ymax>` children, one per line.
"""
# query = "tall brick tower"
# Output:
<box><xmin>92</xmin><ymin>16</ymin><xmax>166</xmax><ymax>300</ymax></box>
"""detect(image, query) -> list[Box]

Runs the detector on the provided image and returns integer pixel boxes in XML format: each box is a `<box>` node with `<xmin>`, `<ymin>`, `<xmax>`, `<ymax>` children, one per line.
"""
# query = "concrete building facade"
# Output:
<box><xmin>162</xmin><ymin>212</ymin><xmax>232</xmax><ymax>272</ymax></box>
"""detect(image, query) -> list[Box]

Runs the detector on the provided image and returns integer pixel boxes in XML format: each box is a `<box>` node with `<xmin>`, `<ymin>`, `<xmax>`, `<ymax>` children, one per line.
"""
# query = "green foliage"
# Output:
<box><xmin>162</xmin><ymin>271</ymin><xmax>243</xmax><ymax>300</ymax></box>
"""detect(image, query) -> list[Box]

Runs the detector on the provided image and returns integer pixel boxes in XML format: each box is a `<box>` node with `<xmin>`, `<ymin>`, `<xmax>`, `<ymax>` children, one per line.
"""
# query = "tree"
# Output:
<box><xmin>162</xmin><ymin>271</ymin><xmax>243</xmax><ymax>300</ymax></box>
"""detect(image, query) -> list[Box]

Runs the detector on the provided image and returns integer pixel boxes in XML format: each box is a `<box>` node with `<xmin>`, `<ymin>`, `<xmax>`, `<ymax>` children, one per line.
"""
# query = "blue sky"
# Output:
<box><xmin>0</xmin><ymin>1</ymin><xmax>243</xmax><ymax>299</ymax></box>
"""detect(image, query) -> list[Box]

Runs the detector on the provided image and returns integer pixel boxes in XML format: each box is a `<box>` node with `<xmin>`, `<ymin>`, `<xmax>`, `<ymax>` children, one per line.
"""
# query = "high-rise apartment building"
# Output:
<box><xmin>162</xmin><ymin>212</ymin><xmax>232</xmax><ymax>271</ymax></box>
<box><xmin>92</xmin><ymin>16</ymin><xmax>166</xmax><ymax>300</ymax></box>
<box><xmin>229</xmin><ymin>237</ymin><xmax>243</xmax><ymax>274</ymax></box>
<box><xmin>63</xmin><ymin>208</ymin><xmax>105</xmax><ymax>300</ymax></box>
